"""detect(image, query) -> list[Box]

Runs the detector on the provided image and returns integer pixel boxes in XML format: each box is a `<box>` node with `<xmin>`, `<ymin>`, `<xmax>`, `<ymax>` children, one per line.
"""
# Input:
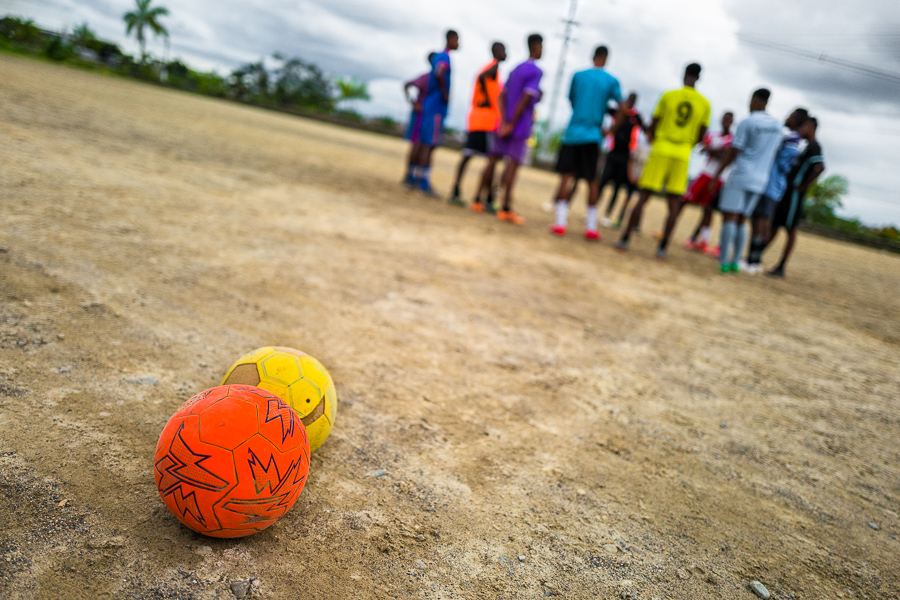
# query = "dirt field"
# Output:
<box><xmin>1</xmin><ymin>54</ymin><xmax>899</xmax><ymax>600</ymax></box>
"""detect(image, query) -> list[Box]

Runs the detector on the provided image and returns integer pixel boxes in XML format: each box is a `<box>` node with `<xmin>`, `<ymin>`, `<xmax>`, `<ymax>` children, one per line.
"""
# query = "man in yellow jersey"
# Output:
<box><xmin>615</xmin><ymin>63</ymin><xmax>710</xmax><ymax>259</ymax></box>
<box><xmin>449</xmin><ymin>42</ymin><xmax>506</xmax><ymax>209</ymax></box>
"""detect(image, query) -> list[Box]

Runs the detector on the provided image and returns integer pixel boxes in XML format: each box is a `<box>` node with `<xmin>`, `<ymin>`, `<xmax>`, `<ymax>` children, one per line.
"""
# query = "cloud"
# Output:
<box><xmin>6</xmin><ymin>0</ymin><xmax>900</xmax><ymax>226</ymax></box>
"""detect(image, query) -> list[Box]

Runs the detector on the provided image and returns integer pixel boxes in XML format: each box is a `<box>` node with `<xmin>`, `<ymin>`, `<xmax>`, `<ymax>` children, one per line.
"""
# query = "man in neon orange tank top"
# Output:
<box><xmin>449</xmin><ymin>42</ymin><xmax>506</xmax><ymax>209</ymax></box>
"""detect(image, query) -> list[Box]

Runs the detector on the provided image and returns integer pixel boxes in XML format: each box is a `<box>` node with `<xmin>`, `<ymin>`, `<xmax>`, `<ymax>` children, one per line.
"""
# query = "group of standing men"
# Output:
<box><xmin>402</xmin><ymin>30</ymin><xmax>825</xmax><ymax>277</ymax></box>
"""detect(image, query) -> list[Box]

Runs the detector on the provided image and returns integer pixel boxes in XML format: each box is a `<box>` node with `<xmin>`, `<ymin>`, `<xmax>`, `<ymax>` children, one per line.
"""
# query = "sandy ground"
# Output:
<box><xmin>1</xmin><ymin>54</ymin><xmax>899</xmax><ymax>600</ymax></box>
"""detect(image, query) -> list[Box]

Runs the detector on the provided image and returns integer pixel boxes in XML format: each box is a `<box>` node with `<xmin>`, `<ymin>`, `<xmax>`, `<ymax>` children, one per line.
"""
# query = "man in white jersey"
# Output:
<box><xmin>683</xmin><ymin>112</ymin><xmax>734</xmax><ymax>254</ymax></box>
<box><xmin>708</xmin><ymin>89</ymin><xmax>783</xmax><ymax>273</ymax></box>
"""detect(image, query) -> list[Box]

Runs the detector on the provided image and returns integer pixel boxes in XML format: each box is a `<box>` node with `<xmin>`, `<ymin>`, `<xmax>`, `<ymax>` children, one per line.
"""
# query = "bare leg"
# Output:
<box><xmin>500</xmin><ymin>160</ymin><xmax>520</xmax><ymax>212</ymax></box>
<box><xmin>452</xmin><ymin>153</ymin><xmax>473</xmax><ymax>197</ymax></box>
<box><xmin>618</xmin><ymin>189</ymin><xmax>652</xmax><ymax>244</ymax></box>
<box><xmin>659</xmin><ymin>193</ymin><xmax>685</xmax><ymax>251</ymax></box>
<box><xmin>404</xmin><ymin>142</ymin><xmax>422</xmax><ymax>182</ymax></box>
<box><xmin>475</xmin><ymin>155</ymin><xmax>500</xmax><ymax>204</ymax></box>
<box><xmin>555</xmin><ymin>174</ymin><xmax>575</xmax><ymax>203</ymax></box>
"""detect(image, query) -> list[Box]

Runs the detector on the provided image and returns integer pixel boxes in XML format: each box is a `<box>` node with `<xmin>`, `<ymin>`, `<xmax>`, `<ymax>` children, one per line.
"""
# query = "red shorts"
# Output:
<box><xmin>683</xmin><ymin>173</ymin><xmax>722</xmax><ymax>206</ymax></box>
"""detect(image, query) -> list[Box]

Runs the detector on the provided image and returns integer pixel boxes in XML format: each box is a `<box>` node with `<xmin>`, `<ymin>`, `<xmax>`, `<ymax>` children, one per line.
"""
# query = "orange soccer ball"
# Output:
<box><xmin>153</xmin><ymin>385</ymin><xmax>310</xmax><ymax>538</ymax></box>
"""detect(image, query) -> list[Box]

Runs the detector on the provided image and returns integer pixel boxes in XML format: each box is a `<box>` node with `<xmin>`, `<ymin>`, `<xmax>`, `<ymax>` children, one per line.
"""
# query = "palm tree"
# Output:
<box><xmin>123</xmin><ymin>0</ymin><xmax>169</xmax><ymax>62</ymax></box>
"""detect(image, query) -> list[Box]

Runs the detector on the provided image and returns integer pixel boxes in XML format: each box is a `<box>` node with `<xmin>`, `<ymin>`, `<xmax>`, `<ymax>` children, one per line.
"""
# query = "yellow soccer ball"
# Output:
<box><xmin>221</xmin><ymin>347</ymin><xmax>336</xmax><ymax>452</ymax></box>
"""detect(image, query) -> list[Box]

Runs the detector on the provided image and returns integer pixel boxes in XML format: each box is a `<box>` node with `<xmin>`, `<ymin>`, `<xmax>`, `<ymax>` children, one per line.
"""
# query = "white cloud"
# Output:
<box><xmin>7</xmin><ymin>0</ymin><xmax>900</xmax><ymax>226</ymax></box>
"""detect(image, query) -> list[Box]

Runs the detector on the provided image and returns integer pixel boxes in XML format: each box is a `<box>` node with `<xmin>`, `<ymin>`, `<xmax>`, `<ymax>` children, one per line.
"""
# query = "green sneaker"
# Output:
<box><xmin>729</xmin><ymin>263</ymin><xmax>740</xmax><ymax>273</ymax></box>
<box><xmin>720</xmin><ymin>265</ymin><xmax>731</xmax><ymax>274</ymax></box>
<box><xmin>448</xmin><ymin>195</ymin><xmax>466</xmax><ymax>207</ymax></box>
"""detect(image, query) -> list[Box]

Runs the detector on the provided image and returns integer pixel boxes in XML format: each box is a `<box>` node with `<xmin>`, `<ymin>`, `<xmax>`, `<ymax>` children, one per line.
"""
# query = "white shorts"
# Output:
<box><xmin>719</xmin><ymin>182</ymin><xmax>761</xmax><ymax>217</ymax></box>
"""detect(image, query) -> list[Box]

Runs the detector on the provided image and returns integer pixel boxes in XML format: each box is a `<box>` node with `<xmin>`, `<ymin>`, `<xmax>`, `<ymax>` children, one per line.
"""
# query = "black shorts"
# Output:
<box><xmin>772</xmin><ymin>187</ymin><xmax>805</xmax><ymax>230</ymax></box>
<box><xmin>599</xmin><ymin>152</ymin><xmax>630</xmax><ymax>186</ymax></box>
<box><xmin>463</xmin><ymin>131</ymin><xmax>494</xmax><ymax>156</ymax></box>
<box><xmin>556</xmin><ymin>143</ymin><xmax>600</xmax><ymax>181</ymax></box>
<box><xmin>752</xmin><ymin>195</ymin><xmax>780</xmax><ymax>219</ymax></box>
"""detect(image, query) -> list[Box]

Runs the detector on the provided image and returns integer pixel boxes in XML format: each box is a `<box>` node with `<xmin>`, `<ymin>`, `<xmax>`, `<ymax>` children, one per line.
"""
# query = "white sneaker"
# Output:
<box><xmin>600</xmin><ymin>217</ymin><xmax>612</xmax><ymax>228</ymax></box>
<box><xmin>745</xmin><ymin>263</ymin><xmax>763</xmax><ymax>275</ymax></box>
<box><xmin>737</xmin><ymin>260</ymin><xmax>750</xmax><ymax>273</ymax></box>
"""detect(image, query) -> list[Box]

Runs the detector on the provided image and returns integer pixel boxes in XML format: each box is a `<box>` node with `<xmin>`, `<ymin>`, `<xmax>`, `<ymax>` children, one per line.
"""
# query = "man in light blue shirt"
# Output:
<box><xmin>709</xmin><ymin>88</ymin><xmax>783</xmax><ymax>273</ymax></box>
<box><xmin>550</xmin><ymin>46</ymin><xmax>623</xmax><ymax>240</ymax></box>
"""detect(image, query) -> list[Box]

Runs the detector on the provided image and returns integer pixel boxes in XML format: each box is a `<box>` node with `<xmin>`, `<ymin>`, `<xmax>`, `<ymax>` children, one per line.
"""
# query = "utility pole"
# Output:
<box><xmin>541</xmin><ymin>0</ymin><xmax>579</xmax><ymax>158</ymax></box>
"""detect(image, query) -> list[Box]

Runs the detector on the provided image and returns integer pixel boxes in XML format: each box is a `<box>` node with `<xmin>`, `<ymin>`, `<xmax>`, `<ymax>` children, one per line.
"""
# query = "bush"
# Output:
<box><xmin>44</xmin><ymin>37</ymin><xmax>75</xmax><ymax>61</ymax></box>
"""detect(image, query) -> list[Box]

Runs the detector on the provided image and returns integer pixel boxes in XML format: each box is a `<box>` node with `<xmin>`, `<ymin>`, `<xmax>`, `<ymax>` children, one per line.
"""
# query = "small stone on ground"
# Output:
<box><xmin>749</xmin><ymin>580</ymin><xmax>770</xmax><ymax>599</ymax></box>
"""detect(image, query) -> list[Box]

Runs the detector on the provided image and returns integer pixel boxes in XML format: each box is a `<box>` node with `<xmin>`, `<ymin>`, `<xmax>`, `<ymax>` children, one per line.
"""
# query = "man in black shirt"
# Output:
<box><xmin>767</xmin><ymin>117</ymin><xmax>825</xmax><ymax>278</ymax></box>
<box><xmin>598</xmin><ymin>92</ymin><xmax>642</xmax><ymax>227</ymax></box>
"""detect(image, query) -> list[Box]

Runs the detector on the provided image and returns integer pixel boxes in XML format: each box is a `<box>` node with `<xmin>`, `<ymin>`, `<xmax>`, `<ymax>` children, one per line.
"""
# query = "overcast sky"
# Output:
<box><xmin>9</xmin><ymin>0</ymin><xmax>900</xmax><ymax>227</ymax></box>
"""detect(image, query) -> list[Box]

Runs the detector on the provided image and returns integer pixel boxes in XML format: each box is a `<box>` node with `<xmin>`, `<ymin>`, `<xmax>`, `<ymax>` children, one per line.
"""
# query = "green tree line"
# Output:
<box><xmin>0</xmin><ymin>13</ymin><xmax>374</xmax><ymax>116</ymax></box>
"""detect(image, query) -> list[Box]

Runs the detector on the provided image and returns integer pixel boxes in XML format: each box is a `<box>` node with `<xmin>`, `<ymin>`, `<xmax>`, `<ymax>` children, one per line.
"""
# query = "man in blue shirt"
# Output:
<box><xmin>412</xmin><ymin>30</ymin><xmax>459</xmax><ymax>195</ymax></box>
<box><xmin>744</xmin><ymin>108</ymin><xmax>809</xmax><ymax>273</ymax></box>
<box><xmin>550</xmin><ymin>46</ymin><xmax>623</xmax><ymax>240</ymax></box>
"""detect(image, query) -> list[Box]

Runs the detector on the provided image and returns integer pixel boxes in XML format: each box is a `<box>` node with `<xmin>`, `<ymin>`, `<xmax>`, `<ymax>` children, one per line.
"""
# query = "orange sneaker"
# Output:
<box><xmin>470</xmin><ymin>202</ymin><xmax>485</xmax><ymax>213</ymax></box>
<box><xmin>498</xmin><ymin>210</ymin><xmax>525</xmax><ymax>225</ymax></box>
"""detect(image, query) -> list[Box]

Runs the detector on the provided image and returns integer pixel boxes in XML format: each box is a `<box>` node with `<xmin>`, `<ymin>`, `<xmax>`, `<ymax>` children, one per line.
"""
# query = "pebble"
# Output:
<box><xmin>749</xmin><ymin>581</ymin><xmax>770</xmax><ymax>599</ymax></box>
<box><xmin>230</xmin><ymin>580</ymin><xmax>251</xmax><ymax>598</ymax></box>
<box><xmin>251</xmin><ymin>578</ymin><xmax>260</xmax><ymax>589</ymax></box>
<box><xmin>365</xmin><ymin>469</ymin><xmax>388</xmax><ymax>478</ymax></box>
<box><xmin>867</xmin><ymin>522</ymin><xmax>880</xmax><ymax>530</ymax></box>
<box><xmin>57</xmin><ymin>334</ymin><xmax>65</xmax><ymax>340</ymax></box>
<box><xmin>720</xmin><ymin>421</ymin><xmax>728</xmax><ymax>428</ymax></box>
<box><xmin>195</xmin><ymin>546</ymin><xmax>212</xmax><ymax>555</ymax></box>
<box><xmin>0</xmin><ymin>246</ymin><xmax>8</xmax><ymax>253</ymax></box>
<box><xmin>706</xmin><ymin>574</ymin><xmax>719</xmax><ymax>585</ymax></box>
<box><xmin>55</xmin><ymin>366</ymin><xmax>72</xmax><ymax>374</ymax></box>
<box><xmin>518</xmin><ymin>555</ymin><xmax>526</xmax><ymax>562</ymax></box>
<box><xmin>676</xmin><ymin>568</ymin><xmax>689</xmax><ymax>580</ymax></box>
<box><xmin>413</xmin><ymin>559</ymin><xmax>427</xmax><ymax>570</ymax></box>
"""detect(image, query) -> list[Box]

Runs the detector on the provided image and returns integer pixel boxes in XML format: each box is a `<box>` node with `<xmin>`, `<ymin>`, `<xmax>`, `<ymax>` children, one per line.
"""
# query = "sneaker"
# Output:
<box><xmin>550</xmin><ymin>225</ymin><xmax>567</xmax><ymax>236</ymax></box>
<box><xmin>448</xmin><ymin>195</ymin><xmax>466</xmax><ymax>207</ymax></box>
<box><xmin>704</xmin><ymin>245</ymin><xmax>721</xmax><ymax>258</ymax></box>
<box><xmin>745</xmin><ymin>263</ymin><xmax>763</xmax><ymax>275</ymax></box>
<box><xmin>683</xmin><ymin>239</ymin><xmax>698</xmax><ymax>250</ymax></box>
<box><xmin>737</xmin><ymin>260</ymin><xmax>750</xmax><ymax>272</ymax></box>
<box><xmin>612</xmin><ymin>219</ymin><xmax>622</xmax><ymax>228</ymax></box>
<box><xmin>613</xmin><ymin>240</ymin><xmax>629</xmax><ymax>252</ymax></box>
<box><xmin>600</xmin><ymin>217</ymin><xmax>612</xmax><ymax>228</ymax></box>
<box><xmin>695</xmin><ymin>240</ymin><xmax>710</xmax><ymax>254</ymax></box>
<box><xmin>729</xmin><ymin>262</ymin><xmax>740</xmax><ymax>273</ymax></box>
<box><xmin>656</xmin><ymin>248</ymin><xmax>667</xmax><ymax>261</ymax></box>
<box><xmin>498</xmin><ymin>210</ymin><xmax>525</xmax><ymax>225</ymax></box>
<box><xmin>419</xmin><ymin>183</ymin><xmax>440</xmax><ymax>198</ymax></box>
<box><xmin>470</xmin><ymin>202</ymin><xmax>485</xmax><ymax>213</ymax></box>
<box><xmin>485</xmin><ymin>203</ymin><xmax>497</xmax><ymax>215</ymax></box>
<box><xmin>720</xmin><ymin>264</ymin><xmax>730</xmax><ymax>274</ymax></box>
<box><xmin>584</xmin><ymin>230</ymin><xmax>601</xmax><ymax>241</ymax></box>
<box><xmin>767</xmin><ymin>266</ymin><xmax>785</xmax><ymax>278</ymax></box>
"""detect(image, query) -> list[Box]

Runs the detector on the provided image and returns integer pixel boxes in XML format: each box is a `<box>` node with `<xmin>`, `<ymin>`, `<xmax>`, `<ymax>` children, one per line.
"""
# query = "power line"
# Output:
<box><xmin>738</xmin><ymin>34</ymin><xmax>900</xmax><ymax>85</ymax></box>
<box><xmin>543</xmin><ymin>0</ymin><xmax>579</xmax><ymax>141</ymax></box>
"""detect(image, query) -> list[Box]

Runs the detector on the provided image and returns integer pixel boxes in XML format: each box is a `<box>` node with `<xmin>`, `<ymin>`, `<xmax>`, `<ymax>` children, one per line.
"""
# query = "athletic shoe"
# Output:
<box><xmin>613</xmin><ymin>240</ymin><xmax>629</xmax><ymax>252</ymax></box>
<box><xmin>704</xmin><ymin>245</ymin><xmax>721</xmax><ymax>258</ymax></box>
<box><xmin>403</xmin><ymin>173</ymin><xmax>416</xmax><ymax>186</ymax></box>
<box><xmin>612</xmin><ymin>219</ymin><xmax>622</xmax><ymax>228</ymax></box>
<box><xmin>448</xmin><ymin>195</ymin><xmax>466</xmax><ymax>207</ymax></box>
<box><xmin>470</xmin><ymin>202</ymin><xmax>485</xmax><ymax>213</ymax></box>
<box><xmin>767</xmin><ymin>266</ymin><xmax>785</xmax><ymax>278</ymax></box>
<box><xmin>419</xmin><ymin>183</ymin><xmax>440</xmax><ymax>198</ymax></box>
<box><xmin>584</xmin><ymin>230</ymin><xmax>601</xmax><ymax>241</ymax></box>
<box><xmin>485</xmin><ymin>203</ymin><xmax>497</xmax><ymax>215</ymax></box>
<box><xmin>656</xmin><ymin>248</ymin><xmax>667</xmax><ymax>261</ymax></box>
<box><xmin>550</xmin><ymin>225</ymin><xmax>567</xmax><ymax>236</ymax></box>
<box><xmin>745</xmin><ymin>263</ymin><xmax>763</xmax><ymax>275</ymax></box>
<box><xmin>720</xmin><ymin>265</ymin><xmax>731</xmax><ymax>274</ymax></box>
<box><xmin>729</xmin><ymin>262</ymin><xmax>740</xmax><ymax>273</ymax></box>
<box><xmin>600</xmin><ymin>217</ymin><xmax>612</xmax><ymax>228</ymax></box>
<box><xmin>683</xmin><ymin>239</ymin><xmax>698</xmax><ymax>250</ymax></box>
<box><xmin>737</xmin><ymin>260</ymin><xmax>750</xmax><ymax>272</ymax></box>
<box><xmin>695</xmin><ymin>240</ymin><xmax>710</xmax><ymax>254</ymax></box>
<box><xmin>498</xmin><ymin>210</ymin><xmax>525</xmax><ymax>225</ymax></box>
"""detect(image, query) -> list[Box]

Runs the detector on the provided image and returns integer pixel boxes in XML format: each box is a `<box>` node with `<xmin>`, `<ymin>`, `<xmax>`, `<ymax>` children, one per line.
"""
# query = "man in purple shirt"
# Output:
<box><xmin>474</xmin><ymin>33</ymin><xmax>543</xmax><ymax>225</ymax></box>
